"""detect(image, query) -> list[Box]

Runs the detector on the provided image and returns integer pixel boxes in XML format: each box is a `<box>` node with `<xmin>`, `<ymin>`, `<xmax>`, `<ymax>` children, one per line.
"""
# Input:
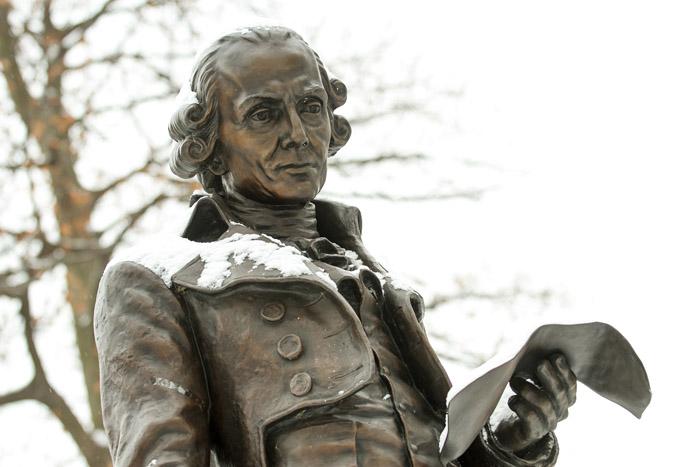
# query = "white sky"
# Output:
<box><xmin>2</xmin><ymin>1</ymin><xmax>699</xmax><ymax>465</ymax></box>
<box><xmin>350</xmin><ymin>2</ymin><xmax>699</xmax><ymax>465</ymax></box>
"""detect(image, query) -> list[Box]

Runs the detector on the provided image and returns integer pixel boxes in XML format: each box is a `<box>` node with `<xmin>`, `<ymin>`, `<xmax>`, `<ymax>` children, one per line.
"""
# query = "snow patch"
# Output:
<box><xmin>375</xmin><ymin>270</ymin><xmax>415</xmax><ymax>291</ymax></box>
<box><xmin>109</xmin><ymin>232</ymin><xmax>338</xmax><ymax>290</ymax></box>
<box><xmin>314</xmin><ymin>270</ymin><xmax>336</xmax><ymax>289</ymax></box>
<box><xmin>109</xmin><ymin>236</ymin><xmax>203</xmax><ymax>287</ymax></box>
<box><xmin>196</xmin><ymin>233</ymin><xmax>315</xmax><ymax>289</ymax></box>
<box><xmin>175</xmin><ymin>85</ymin><xmax>198</xmax><ymax>106</ymax></box>
<box><xmin>344</xmin><ymin>249</ymin><xmax>361</xmax><ymax>263</ymax></box>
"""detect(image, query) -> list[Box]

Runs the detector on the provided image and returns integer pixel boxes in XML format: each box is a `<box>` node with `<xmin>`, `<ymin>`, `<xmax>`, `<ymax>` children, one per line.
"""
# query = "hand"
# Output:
<box><xmin>492</xmin><ymin>353</ymin><xmax>577</xmax><ymax>453</ymax></box>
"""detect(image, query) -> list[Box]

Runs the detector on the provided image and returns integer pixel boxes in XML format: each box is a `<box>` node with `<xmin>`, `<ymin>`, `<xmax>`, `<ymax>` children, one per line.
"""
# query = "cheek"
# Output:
<box><xmin>221</xmin><ymin>126</ymin><xmax>278</xmax><ymax>169</ymax></box>
<box><xmin>307</xmin><ymin>113</ymin><xmax>332</xmax><ymax>148</ymax></box>
<box><xmin>318</xmin><ymin>164</ymin><xmax>328</xmax><ymax>187</ymax></box>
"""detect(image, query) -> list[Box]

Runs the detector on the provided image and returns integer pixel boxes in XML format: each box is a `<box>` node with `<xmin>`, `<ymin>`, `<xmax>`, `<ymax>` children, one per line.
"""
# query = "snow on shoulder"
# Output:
<box><xmin>107</xmin><ymin>232</ymin><xmax>335</xmax><ymax>289</ymax></box>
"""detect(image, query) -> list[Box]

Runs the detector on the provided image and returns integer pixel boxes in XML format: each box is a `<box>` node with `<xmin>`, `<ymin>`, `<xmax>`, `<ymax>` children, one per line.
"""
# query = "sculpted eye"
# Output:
<box><xmin>248</xmin><ymin>107</ymin><xmax>277</xmax><ymax>123</ymax></box>
<box><xmin>300</xmin><ymin>97</ymin><xmax>323</xmax><ymax>114</ymax></box>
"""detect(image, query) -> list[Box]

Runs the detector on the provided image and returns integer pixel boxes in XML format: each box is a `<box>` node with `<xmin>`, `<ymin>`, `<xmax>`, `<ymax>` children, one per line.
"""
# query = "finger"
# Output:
<box><xmin>535</xmin><ymin>360</ymin><xmax>568</xmax><ymax>419</ymax></box>
<box><xmin>507</xmin><ymin>395</ymin><xmax>549</xmax><ymax>441</ymax></box>
<box><xmin>510</xmin><ymin>377</ymin><xmax>557</xmax><ymax>429</ymax></box>
<box><xmin>551</xmin><ymin>353</ymin><xmax>577</xmax><ymax>406</ymax></box>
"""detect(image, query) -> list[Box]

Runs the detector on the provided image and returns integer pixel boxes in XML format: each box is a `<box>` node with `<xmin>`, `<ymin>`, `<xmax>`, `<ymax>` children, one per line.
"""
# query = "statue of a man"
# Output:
<box><xmin>94</xmin><ymin>26</ymin><xmax>576</xmax><ymax>467</ymax></box>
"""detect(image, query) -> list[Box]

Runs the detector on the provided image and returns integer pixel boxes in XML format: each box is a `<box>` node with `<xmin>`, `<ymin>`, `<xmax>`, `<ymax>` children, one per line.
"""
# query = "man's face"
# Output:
<box><xmin>215</xmin><ymin>39</ymin><xmax>332</xmax><ymax>204</ymax></box>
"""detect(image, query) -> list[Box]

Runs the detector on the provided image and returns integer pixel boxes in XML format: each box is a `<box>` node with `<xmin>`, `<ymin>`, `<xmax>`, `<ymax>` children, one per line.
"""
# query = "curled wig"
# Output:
<box><xmin>168</xmin><ymin>26</ymin><xmax>352</xmax><ymax>193</ymax></box>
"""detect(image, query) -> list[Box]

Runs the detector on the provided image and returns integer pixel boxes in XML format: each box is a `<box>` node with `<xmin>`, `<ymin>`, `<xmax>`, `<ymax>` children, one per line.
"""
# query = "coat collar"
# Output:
<box><xmin>182</xmin><ymin>194</ymin><xmax>363</xmax><ymax>245</ymax></box>
<box><xmin>172</xmin><ymin>194</ymin><xmax>382</xmax><ymax>293</ymax></box>
<box><xmin>181</xmin><ymin>194</ymin><xmax>387</xmax><ymax>273</ymax></box>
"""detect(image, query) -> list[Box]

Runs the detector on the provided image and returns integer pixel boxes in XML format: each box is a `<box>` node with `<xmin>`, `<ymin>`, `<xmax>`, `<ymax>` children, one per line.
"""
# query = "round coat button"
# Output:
<box><xmin>289</xmin><ymin>372</ymin><xmax>312</xmax><ymax>396</ymax></box>
<box><xmin>277</xmin><ymin>334</ymin><xmax>303</xmax><ymax>360</ymax></box>
<box><xmin>260</xmin><ymin>302</ymin><xmax>285</xmax><ymax>322</ymax></box>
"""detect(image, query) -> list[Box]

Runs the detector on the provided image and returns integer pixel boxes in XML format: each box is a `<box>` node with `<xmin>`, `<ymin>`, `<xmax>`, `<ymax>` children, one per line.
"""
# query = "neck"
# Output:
<box><xmin>223</xmin><ymin>189</ymin><xmax>319</xmax><ymax>241</ymax></box>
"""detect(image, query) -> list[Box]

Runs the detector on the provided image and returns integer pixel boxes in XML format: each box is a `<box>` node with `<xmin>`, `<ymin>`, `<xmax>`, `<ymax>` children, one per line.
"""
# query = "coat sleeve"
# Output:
<box><xmin>458</xmin><ymin>425</ymin><xmax>558</xmax><ymax>466</ymax></box>
<box><xmin>94</xmin><ymin>261</ymin><xmax>210</xmax><ymax>467</ymax></box>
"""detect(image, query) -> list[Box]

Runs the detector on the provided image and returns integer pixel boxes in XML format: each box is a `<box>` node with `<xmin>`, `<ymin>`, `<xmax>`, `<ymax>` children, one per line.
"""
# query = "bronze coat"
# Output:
<box><xmin>95</xmin><ymin>197</ymin><xmax>453</xmax><ymax>467</ymax></box>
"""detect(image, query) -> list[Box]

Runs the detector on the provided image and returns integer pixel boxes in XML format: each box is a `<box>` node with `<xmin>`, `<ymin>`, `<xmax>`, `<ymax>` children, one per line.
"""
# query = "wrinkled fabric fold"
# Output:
<box><xmin>224</xmin><ymin>189</ymin><xmax>319</xmax><ymax>241</ymax></box>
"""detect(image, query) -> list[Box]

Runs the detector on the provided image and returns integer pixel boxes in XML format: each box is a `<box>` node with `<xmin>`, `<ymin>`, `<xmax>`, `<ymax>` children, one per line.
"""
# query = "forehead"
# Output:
<box><xmin>215</xmin><ymin>39</ymin><xmax>324</xmax><ymax>98</ymax></box>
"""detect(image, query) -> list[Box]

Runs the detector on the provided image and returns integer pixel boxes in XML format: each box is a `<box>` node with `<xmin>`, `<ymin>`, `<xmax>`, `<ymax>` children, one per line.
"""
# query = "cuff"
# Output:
<box><xmin>459</xmin><ymin>425</ymin><xmax>559</xmax><ymax>467</ymax></box>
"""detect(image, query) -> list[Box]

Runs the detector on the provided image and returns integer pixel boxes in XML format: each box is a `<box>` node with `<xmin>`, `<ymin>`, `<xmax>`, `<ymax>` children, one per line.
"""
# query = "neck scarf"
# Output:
<box><xmin>223</xmin><ymin>190</ymin><xmax>350</xmax><ymax>269</ymax></box>
<box><xmin>223</xmin><ymin>190</ymin><xmax>319</xmax><ymax>242</ymax></box>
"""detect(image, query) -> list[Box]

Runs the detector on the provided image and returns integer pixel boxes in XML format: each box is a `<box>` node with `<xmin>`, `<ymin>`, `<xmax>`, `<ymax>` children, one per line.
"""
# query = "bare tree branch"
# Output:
<box><xmin>430</xmin><ymin>331</ymin><xmax>504</xmax><ymax>368</ymax></box>
<box><xmin>41</xmin><ymin>0</ymin><xmax>55</xmax><ymax>35</ymax></box>
<box><xmin>0</xmin><ymin>283</ymin><xmax>110</xmax><ymax>465</ymax></box>
<box><xmin>324</xmin><ymin>189</ymin><xmax>488</xmax><ymax>202</ymax></box>
<box><xmin>87</xmin><ymin>90</ymin><xmax>173</xmax><ymax>116</ymax></box>
<box><xmin>25</xmin><ymin>169</ymin><xmax>53</xmax><ymax>251</ymax></box>
<box><xmin>89</xmin><ymin>148</ymin><xmax>165</xmax><ymax>203</ymax></box>
<box><xmin>0</xmin><ymin>227</ymin><xmax>35</xmax><ymax>240</ymax></box>
<box><xmin>0</xmin><ymin>2</ymin><xmax>37</xmax><ymax>129</ymax></box>
<box><xmin>61</xmin><ymin>0</ymin><xmax>177</xmax><ymax>47</ymax></box>
<box><xmin>59</xmin><ymin>0</ymin><xmax>120</xmax><ymax>39</ymax></box>
<box><xmin>0</xmin><ymin>159</ymin><xmax>49</xmax><ymax>171</ymax></box>
<box><xmin>349</xmin><ymin>102</ymin><xmax>434</xmax><ymax>126</ymax></box>
<box><xmin>103</xmin><ymin>192</ymin><xmax>171</xmax><ymax>250</ymax></box>
<box><xmin>425</xmin><ymin>286</ymin><xmax>554</xmax><ymax>311</ymax></box>
<box><xmin>0</xmin><ymin>276</ymin><xmax>28</xmax><ymax>299</ymax></box>
<box><xmin>66</xmin><ymin>50</ymin><xmax>192</xmax><ymax>72</ymax></box>
<box><xmin>330</xmin><ymin>152</ymin><xmax>427</xmax><ymax>168</ymax></box>
<box><xmin>0</xmin><ymin>381</ymin><xmax>36</xmax><ymax>406</ymax></box>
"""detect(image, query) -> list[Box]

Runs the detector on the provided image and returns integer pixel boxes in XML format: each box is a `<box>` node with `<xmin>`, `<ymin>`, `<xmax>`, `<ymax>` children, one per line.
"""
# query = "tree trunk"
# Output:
<box><xmin>66</xmin><ymin>255</ymin><xmax>110</xmax><ymax>430</ymax></box>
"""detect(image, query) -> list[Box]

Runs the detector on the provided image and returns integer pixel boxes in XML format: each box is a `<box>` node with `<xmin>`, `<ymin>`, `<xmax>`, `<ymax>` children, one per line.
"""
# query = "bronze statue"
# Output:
<box><xmin>95</xmin><ymin>26</ymin><xmax>593</xmax><ymax>467</ymax></box>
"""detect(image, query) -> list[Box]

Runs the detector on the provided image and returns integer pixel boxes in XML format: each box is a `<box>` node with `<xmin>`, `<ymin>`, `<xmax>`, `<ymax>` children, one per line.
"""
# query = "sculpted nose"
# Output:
<box><xmin>281</xmin><ymin>110</ymin><xmax>309</xmax><ymax>150</ymax></box>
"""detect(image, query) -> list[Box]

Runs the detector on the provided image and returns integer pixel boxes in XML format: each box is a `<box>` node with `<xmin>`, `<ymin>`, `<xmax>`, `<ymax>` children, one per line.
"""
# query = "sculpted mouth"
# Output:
<box><xmin>276</xmin><ymin>162</ymin><xmax>317</xmax><ymax>173</ymax></box>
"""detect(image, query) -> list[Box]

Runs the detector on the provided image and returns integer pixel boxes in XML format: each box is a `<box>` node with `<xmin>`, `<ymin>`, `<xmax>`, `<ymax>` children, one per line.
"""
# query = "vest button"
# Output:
<box><xmin>289</xmin><ymin>372</ymin><xmax>312</xmax><ymax>396</ymax></box>
<box><xmin>260</xmin><ymin>302</ymin><xmax>285</xmax><ymax>322</ymax></box>
<box><xmin>277</xmin><ymin>334</ymin><xmax>303</xmax><ymax>360</ymax></box>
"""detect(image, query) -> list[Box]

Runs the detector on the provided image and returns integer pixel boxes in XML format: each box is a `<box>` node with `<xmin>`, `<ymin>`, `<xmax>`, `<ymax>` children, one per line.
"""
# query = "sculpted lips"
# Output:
<box><xmin>275</xmin><ymin>161</ymin><xmax>317</xmax><ymax>175</ymax></box>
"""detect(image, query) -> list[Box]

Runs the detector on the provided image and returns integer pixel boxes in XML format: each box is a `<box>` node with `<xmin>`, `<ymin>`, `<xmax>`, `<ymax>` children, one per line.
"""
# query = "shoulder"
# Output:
<box><xmin>94</xmin><ymin>260</ymin><xmax>190</xmax><ymax>353</ymax></box>
<box><xmin>100</xmin><ymin>260</ymin><xmax>175</xmax><ymax>292</ymax></box>
<box><xmin>103</xmin><ymin>232</ymin><xmax>204</xmax><ymax>289</ymax></box>
<box><xmin>96</xmin><ymin>260</ymin><xmax>183</xmax><ymax>321</ymax></box>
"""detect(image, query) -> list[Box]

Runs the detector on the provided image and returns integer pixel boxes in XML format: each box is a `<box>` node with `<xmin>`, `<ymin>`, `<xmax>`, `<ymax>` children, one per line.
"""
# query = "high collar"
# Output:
<box><xmin>222</xmin><ymin>190</ymin><xmax>319</xmax><ymax>242</ymax></box>
<box><xmin>181</xmin><ymin>193</ymin><xmax>386</xmax><ymax>274</ymax></box>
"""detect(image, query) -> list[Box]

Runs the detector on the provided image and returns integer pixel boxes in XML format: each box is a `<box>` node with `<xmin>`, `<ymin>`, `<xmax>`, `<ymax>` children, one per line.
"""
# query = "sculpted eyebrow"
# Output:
<box><xmin>302</xmin><ymin>86</ymin><xmax>326</xmax><ymax>98</ymax></box>
<box><xmin>238</xmin><ymin>95</ymin><xmax>280</xmax><ymax>114</ymax></box>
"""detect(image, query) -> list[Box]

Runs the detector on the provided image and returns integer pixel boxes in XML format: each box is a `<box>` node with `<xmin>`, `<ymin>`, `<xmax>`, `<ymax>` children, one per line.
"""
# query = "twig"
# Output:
<box><xmin>323</xmin><ymin>189</ymin><xmax>488</xmax><ymax>202</ymax></box>
<box><xmin>0</xmin><ymin>284</ymin><xmax>110</xmax><ymax>465</ymax></box>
